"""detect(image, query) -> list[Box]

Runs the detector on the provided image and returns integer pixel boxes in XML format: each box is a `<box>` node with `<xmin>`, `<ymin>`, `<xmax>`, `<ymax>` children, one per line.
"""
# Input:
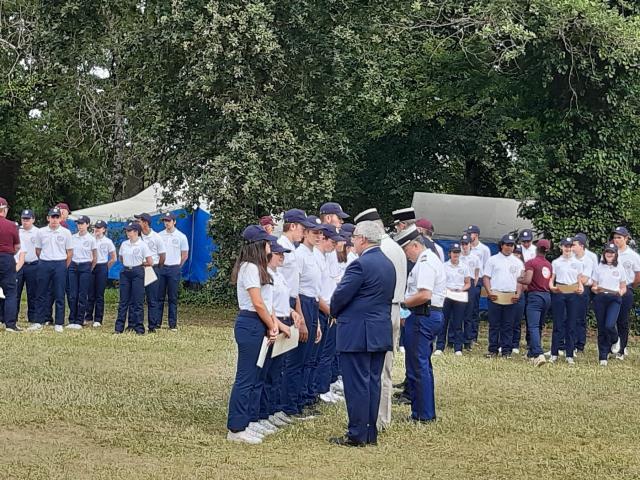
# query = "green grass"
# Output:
<box><xmin>2</xmin><ymin>304</ymin><xmax>640</xmax><ymax>479</ymax></box>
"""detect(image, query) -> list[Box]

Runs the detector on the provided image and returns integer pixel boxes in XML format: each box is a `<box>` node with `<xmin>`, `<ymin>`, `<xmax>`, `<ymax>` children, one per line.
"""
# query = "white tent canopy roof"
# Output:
<box><xmin>412</xmin><ymin>192</ymin><xmax>534</xmax><ymax>242</ymax></box>
<box><xmin>71</xmin><ymin>183</ymin><xmax>208</xmax><ymax>222</ymax></box>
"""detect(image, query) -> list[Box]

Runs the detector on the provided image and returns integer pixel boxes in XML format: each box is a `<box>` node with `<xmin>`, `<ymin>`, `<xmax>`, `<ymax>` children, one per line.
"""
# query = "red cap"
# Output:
<box><xmin>536</xmin><ymin>239</ymin><xmax>551</xmax><ymax>250</ymax></box>
<box><xmin>415</xmin><ymin>218</ymin><xmax>433</xmax><ymax>231</ymax></box>
<box><xmin>0</xmin><ymin>197</ymin><xmax>8</xmax><ymax>208</ymax></box>
<box><xmin>259</xmin><ymin>216</ymin><xmax>275</xmax><ymax>227</ymax></box>
<box><xmin>56</xmin><ymin>203</ymin><xmax>70</xmax><ymax>211</ymax></box>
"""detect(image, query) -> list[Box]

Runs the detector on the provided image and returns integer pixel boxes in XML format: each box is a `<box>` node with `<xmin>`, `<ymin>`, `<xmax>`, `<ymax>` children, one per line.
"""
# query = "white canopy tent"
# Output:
<box><xmin>412</xmin><ymin>192</ymin><xmax>534</xmax><ymax>243</ymax></box>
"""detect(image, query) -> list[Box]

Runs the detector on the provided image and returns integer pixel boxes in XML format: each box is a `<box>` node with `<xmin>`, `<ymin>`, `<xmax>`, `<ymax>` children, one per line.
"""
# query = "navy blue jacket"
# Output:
<box><xmin>330</xmin><ymin>246</ymin><xmax>396</xmax><ymax>353</ymax></box>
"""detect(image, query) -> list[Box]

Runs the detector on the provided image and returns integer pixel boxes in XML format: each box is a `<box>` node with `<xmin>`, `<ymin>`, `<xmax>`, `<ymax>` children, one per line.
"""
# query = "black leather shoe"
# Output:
<box><xmin>328</xmin><ymin>436</ymin><xmax>366</xmax><ymax>447</ymax></box>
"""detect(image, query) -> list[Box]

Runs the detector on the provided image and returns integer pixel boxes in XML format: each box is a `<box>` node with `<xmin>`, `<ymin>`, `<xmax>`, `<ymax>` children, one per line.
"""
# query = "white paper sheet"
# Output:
<box><xmin>256</xmin><ymin>337</ymin><xmax>270</xmax><ymax>368</ymax></box>
<box><xmin>272</xmin><ymin>326</ymin><xmax>300</xmax><ymax>358</ymax></box>
<box><xmin>144</xmin><ymin>266</ymin><xmax>158</xmax><ymax>287</ymax></box>
<box><xmin>446</xmin><ymin>289</ymin><xmax>468</xmax><ymax>303</ymax></box>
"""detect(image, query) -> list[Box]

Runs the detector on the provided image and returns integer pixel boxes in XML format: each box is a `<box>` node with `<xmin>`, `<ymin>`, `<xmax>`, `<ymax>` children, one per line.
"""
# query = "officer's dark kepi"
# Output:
<box><xmin>394</xmin><ymin>225</ymin><xmax>421</xmax><ymax>247</ymax></box>
<box><xmin>392</xmin><ymin>207</ymin><xmax>415</xmax><ymax>224</ymax></box>
<box><xmin>21</xmin><ymin>209</ymin><xmax>34</xmax><ymax>219</ymax></box>
<box><xmin>320</xmin><ymin>202</ymin><xmax>350</xmax><ymax>219</ymax></box>
<box><xmin>353</xmin><ymin>208</ymin><xmax>381</xmax><ymax>224</ymax></box>
<box><xmin>134</xmin><ymin>213</ymin><xmax>152</xmax><ymax>223</ymax></box>
<box><xmin>242</xmin><ymin>225</ymin><xmax>277</xmax><ymax>243</ymax></box>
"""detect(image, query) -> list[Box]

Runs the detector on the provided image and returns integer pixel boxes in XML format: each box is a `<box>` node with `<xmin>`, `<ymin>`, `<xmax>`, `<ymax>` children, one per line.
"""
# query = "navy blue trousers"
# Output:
<box><xmin>277</xmin><ymin>309</ymin><xmax>297</xmax><ymax>414</ymax></box>
<box><xmin>438</xmin><ymin>298</ymin><xmax>465</xmax><ymax>351</ymax></box>
<box><xmin>469</xmin><ymin>284</ymin><xmax>482</xmax><ymax>342</ymax></box>
<box><xmin>405</xmin><ymin>311</ymin><xmax>443</xmax><ymax>421</ymax></box>
<box><xmin>227</xmin><ymin>311</ymin><xmax>266</xmax><ymax>431</ymax></box>
<box><xmin>16</xmin><ymin>262</ymin><xmax>38</xmax><ymax>322</ymax></box>
<box><xmin>85</xmin><ymin>263</ymin><xmax>109</xmax><ymax>323</ymax></box>
<box><xmin>594</xmin><ymin>293</ymin><xmax>621</xmax><ymax>361</ymax></box>
<box><xmin>511</xmin><ymin>294</ymin><xmax>526</xmax><ymax>349</ymax></box>
<box><xmin>551</xmin><ymin>293</ymin><xmax>580</xmax><ymax>358</ymax></box>
<box><xmin>575</xmin><ymin>286</ymin><xmax>591</xmax><ymax>350</ymax></box>
<box><xmin>314</xmin><ymin>313</ymin><xmax>337</xmax><ymax>395</ymax></box>
<box><xmin>487</xmin><ymin>301</ymin><xmax>516</xmax><ymax>355</ymax></box>
<box><xmin>157</xmin><ymin>265</ymin><xmax>181</xmax><ymax>328</ymax></box>
<box><xmin>341</xmin><ymin>351</ymin><xmax>386</xmax><ymax>444</ymax></box>
<box><xmin>115</xmin><ymin>267</ymin><xmax>145</xmax><ymax>334</ymax></box>
<box><xmin>299</xmin><ymin>295</ymin><xmax>319</xmax><ymax>407</ymax></box>
<box><xmin>617</xmin><ymin>287</ymin><xmax>633</xmax><ymax>353</ymax></box>
<box><xmin>259</xmin><ymin>344</ymin><xmax>285</xmax><ymax>420</ymax></box>
<box><xmin>526</xmin><ymin>292</ymin><xmax>550</xmax><ymax>357</ymax></box>
<box><xmin>145</xmin><ymin>265</ymin><xmax>162</xmax><ymax>330</ymax></box>
<box><xmin>36</xmin><ymin>260</ymin><xmax>67</xmax><ymax>325</ymax></box>
<box><xmin>67</xmin><ymin>261</ymin><xmax>92</xmax><ymax>325</ymax></box>
<box><xmin>0</xmin><ymin>254</ymin><xmax>18</xmax><ymax>329</ymax></box>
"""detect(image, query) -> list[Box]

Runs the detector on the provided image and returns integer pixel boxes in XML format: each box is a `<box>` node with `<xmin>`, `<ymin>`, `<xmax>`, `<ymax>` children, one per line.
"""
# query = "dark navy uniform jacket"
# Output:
<box><xmin>330</xmin><ymin>246</ymin><xmax>396</xmax><ymax>353</ymax></box>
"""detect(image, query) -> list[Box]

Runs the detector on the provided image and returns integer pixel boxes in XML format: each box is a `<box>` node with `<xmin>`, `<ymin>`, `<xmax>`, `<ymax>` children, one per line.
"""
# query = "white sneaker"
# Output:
<box><xmin>433</xmin><ymin>350</ymin><xmax>443</xmax><ymax>356</ymax></box>
<box><xmin>27</xmin><ymin>323</ymin><xmax>43</xmax><ymax>332</ymax></box>
<box><xmin>268</xmin><ymin>414</ymin><xmax>288</xmax><ymax>427</ymax></box>
<box><xmin>93</xmin><ymin>322</ymin><xmax>102</xmax><ymax>328</ymax></box>
<box><xmin>169</xmin><ymin>328</ymin><xmax>178</xmax><ymax>332</ymax></box>
<box><xmin>227</xmin><ymin>430</ymin><xmax>262</xmax><ymax>445</ymax></box>
<box><xmin>274</xmin><ymin>411</ymin><xmax>293</xmax><ymax>425</ymax></box>
<box><xmin>54</xmin><ymin>325</ymin><xmax>64</xmax><ymax>333</ymax></box>
<box><xmin>399</xmin><ymin>346</ymin><xmax>405</xmax><ymax>353</ymax></box>
<box><xmin>615</xmin><ymin>353</ymin><xmax>625</xmax><ymax>361</ymax></box>
<box><xmin>245</xmin><ymin>427</ymin><xmax>264</xmax><ymax>439</ymax></box>
<box><xmin>257</xmin><ymin>420</ymin><xmax>277</xmax><ymax>434</ymax></box>
<box><xmin>549</xmin><ymin>355</ymin><xmax>558</xmax><ymax>363</ymax></box>
<box><xmin>624</xmin><ymin>347</ymin><xmax>629</xmax><ymax>356</ymax></box>
<box><xmin>66</xmin><ymin>324</ymin><xmax>82</xmax><ymax>330</ymax></box>
<box><xmin>513</xmin><ymin>348</ymin><xmax>520</xmax><ymax>354</ymax></box>
<box><xmin>247</xmin><ymin>422</ymin><xmax>271</xmax><ymax>436</ymax></box>
<box><xmin>454</xmin><ymin>351</ymin><xmax>463</xmax><ymax>357</ymax></box>
<box><xmin>544</xmin><ymin>351</ymin><xmax>551</xmax><ymax>357</ymax></box>
<box><xmin>600</xmin><ymin>360</ymin><xmax>608</xmax><ymax>366</ymax></box>
<box><xmin>332</xmin><ymin>391</ymin><xmax>345</xmax><ymax>402</ymax></box>
<box><xmin>319</xmin><ymin>392</ymin><xmax>337</xmax><ymax>404</ymax></box>
<box><xmin>533</xmin><ymin>355</ymin><xmax>546</xmax><ymax>367</ymax></box>
<box><xmin>5</xmin><ymin>326</ymin><xmax>22</xmax><ymax>333</ymax></box>
<box><xmin>611</xmin><ymin>338</ymin><xmax>621</xmax><ymax>354</ymax></box>
<box><xmin>559</xmin><ymin>350</ymin><xmax>566</xmax><ymax>357</ymax></box>
<box><xmin>566</xmin><ymin>357</ymin><xmax>575</xmax><ymax>365</ymax></box>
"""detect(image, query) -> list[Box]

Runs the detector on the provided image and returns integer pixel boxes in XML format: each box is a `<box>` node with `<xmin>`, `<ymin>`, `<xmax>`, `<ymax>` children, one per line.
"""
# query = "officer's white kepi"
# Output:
<box><xmin>353</xmin><ymin>208</ymin><xmax>381</xmax><ymax>224</ymax></box>
<box><xmin>392</xmin><ymin>207</ymin><xmax>415</xmax><ymax>224</ymax></box>
<box><xmin>394</xmin><ymin>224</ymin><xmax>421</xmax><ymax>247</ymax></box>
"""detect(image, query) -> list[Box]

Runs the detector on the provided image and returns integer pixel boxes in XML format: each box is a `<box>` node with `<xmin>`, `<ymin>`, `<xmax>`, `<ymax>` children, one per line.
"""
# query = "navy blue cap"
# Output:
<box><xmin>460</xmin><ymin>234</ymin><xmax>471</xmax><ymax>244</ymax></box>
<box><xmin>160</xmin><ymin>212</ymin><xmax>176</xmax><ymax>221</ymax></box>
<box><xmin>76</xmin><ymin>215</ymin><xmax>90</xmax><ymax>224</ymax></box>
<box><xmin>134</xmin><ymin>213</ymin><xmax>152</xmax><ymax>223</ymax></box>
<box><xmin>305</xmin><ymin>215</ymin><xmax>323</xmax><ymax>230</ymax></box>
<box><xmin>319</xmin><ymin>202</ymin><xmax>349</xmax><ymax>219</ymax></box>
<box><xmin>613</xmin><ymin>226</ymin><xmax>630</xmax><ymax>237</ymax></box>
<box><xmin>500</xmin><ymin>234</ymin><xmax>516</xmax><ymax>244</ymax></box>
<box><xmin>283</xmin><ymin>209</ymin><xmax>319</xmax><ymax>229</ymax></box>
<box><xmin>449</xmin><ymin>243</ymin><xmax>462</xmax><ymax>252</ymax></box>
<box><xmin>20</xmin><ymin>209</ymin><xmax>35</xmax><ymax>219</ymax></box>
<box><xmin>94</xmin><ymin>220</ymin><xmax>108</xmax><ymax>229</ymax></box>
<box><xmin>573</xmin><ymin>233</ymin><xmax>588</xmax><ymax>245</ymax></box>
<box><xmin>47</xmin><ymin>207</ymin><xmax>62</xmax><ymax>217</ymax></box>
<box><xmin>519</xmin><ymin>229</ymin><xmax>533</xmax><ymax>241</ymax></box>
<box><xmin>124</xmin><ymin>221</ymin><xmax>142</xmax><ymax>233</ymax></box>
<box><xmin>341</xmin><ymin>223</ymin><xmax>356</xmax><ymax>235</ymax></box>
<box><xmin>560</xmin><ymin>237</ymin><xmax>573</xmax><ymax>247</ymax></box>
<box><xmin>514</xmin><ymin>246</ymin><xmax>523</xmax><ymax>254</ymax></box>
<box><xmin>242</xmin><ymin>225</ymin><xmax>277</xmax><ymax>243</ymax></box>
<box><xmin>320</xmin><ymin>224</ymin><xmax>346</xmax><ymax>242</ymax></box>
<box><xmin>466</xmin><ymin>225</ymin><xmax>480</xmax><ymax>234</ymax></box>
<box><xmin>270</xmin><ymin>241</ymin><xmax>290</xmax><ymax>254</ymax></box>
<box><xmin>604</xmin><ymin>242</ymin><xmax>618</xmax><ymax>253</ymax></box>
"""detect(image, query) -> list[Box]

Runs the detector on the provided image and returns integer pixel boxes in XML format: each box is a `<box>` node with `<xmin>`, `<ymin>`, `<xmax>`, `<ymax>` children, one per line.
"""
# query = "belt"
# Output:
<box><xmin>408</xmin><ymin>303</ymin><xmax>442</xmax><ymax>316</ymax></box>
<box><xmin>164</xmin><ymin>264</ymin><xmax>180</xmax><ymax>268</ymax></box>
<box><xmin>24</xmin><ymin>261</ymin><xmax>39</xmax><ymax>265</ymax></box>
<box><xmin>123</xmin><ymin>265</ymin><xmax>144</xmax><ymax>271</ymax></box>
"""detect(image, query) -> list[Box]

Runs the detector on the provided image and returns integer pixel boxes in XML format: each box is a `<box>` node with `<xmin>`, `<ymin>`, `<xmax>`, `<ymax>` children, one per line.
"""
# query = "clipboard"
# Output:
<box><xmin>492</xmin><ymin>291</ymin><xmax>516</xmax><ymax>305</ymax></box>
<box><xmin>446</xmin><ymin>289</ymin><xmax>468</xmax><ymax>303</ymax></box>
<box><xmin>556</xmin><ymin>283</ymin><xmax>578</xmax><ymax>294</ymax></box>
<box><xmin>272</xmin><ymin>326</ymin><xmax>300</xmax><ymax>358</ymax></box>
<box><xmin>144</xmin><ymin>266</ymin><xmax>158</xmax><ymax>287</ymax></box>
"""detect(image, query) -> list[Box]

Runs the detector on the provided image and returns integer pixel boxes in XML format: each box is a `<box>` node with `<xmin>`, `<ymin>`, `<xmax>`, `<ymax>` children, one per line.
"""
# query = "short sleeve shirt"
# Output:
<box><xmin>296</xmin><ymin>243</ymin><xmax>322</xmax><ymax>300</ymax></box>
<box><xmin>19</xmin><ymin>226</ymin><xmax>39</xmax><ymax>262</ymax></box>
<box><xmin>484</xmin><ymin>253</ymin><xmax>524</xmax><ymax>292</ymax></box>
<box><xmin>119</xmin><ymin>239</ymin><xmax>152</xmax><ymax>267</ymax></box>
<box><xmin>617</xmin><ymin>247</ymin><xmax>640</xmax><ymax>285</ymax></box>
<box><xmin>159</xmin><ymin>229</ymin><xmax>189</xmax><ymax>266</ymax></box>
<box><xmin>71</xmin><ymin>233</ymin><xmax>97</xmax><ymax>263</ymax></box>
<box><xmin>270</xmin><ymin>267</ymin><xmax>292</xmax><ymax>317</ymax></box>
<box><xmin>277</xmin><ymin>235</ymin><xmax>299</xmax><ymax>298</ymax></box>
<box><xmin>95</xmin><ymin>236</ymin><xmax>116</xmax><ymax>264</ymax></box>
<box><xmin>36</xmin><ymin>226</ymin><xmax>72</xmax><ymax>261</ymax></box>
<box><xmin>551</xmin><ymin>256</ymin><xmax>583</xmax><ymax>285</ymax></box>
<box><xmin>142</xmin><ymin>230</ymin><xmax>167</xmax><ymax>265</ymax></box>
<box><xmin>0</xmin><ymin>217</ymin><xmax>20</xmax><ymax>254</ymax></box>
<box><xmin>525</xmin><ymin>256</ymin><xmax>552</xmax><ymax>292</ymax></box>
<box><xmin>444</xmin><ymin>260</ymin><xmax>470</xmax><ymax>290</ymax></box>
<box><xmin>592</xmin><ymin>263</ymin><xmax>626</xmax><ymax>292</ymax></box>
<box><xmin>237</xmin><ymin>262</ymin><xmax>272</xmax><ymax>312</ymax></box>
<box><xmin>405</xmin><ymin>249</ymin><xmax>447</xmax><ymax>307</ymax></box>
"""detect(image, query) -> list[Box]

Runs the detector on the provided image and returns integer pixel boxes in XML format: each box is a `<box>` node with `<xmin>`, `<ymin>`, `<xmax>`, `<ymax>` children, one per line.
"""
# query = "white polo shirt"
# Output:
<box><xmin>142</xmin><ymin>230</ymin><xmax>166</xmax><ymax>265</ymax></box>
<box><xmin>444</xmin><ymin>260</ymin><xmax>471</xmax><ymax>290</ymax></box>
<box><xmin>71</xmin><ymin>232</ymin><xmax>97</xmax><ymax>263</ymax></box>
<box><xmin>405</xmin><ymin>249</ymin><xmax>447</xmax><ymax>307</ymax></box>
<box><xmin>95</xmin><ymin>236</ymin><xmax>116</xmax><ymax>264</ymax></box>
<box><xmin>461</xmin><ymin>252</ymin><xmax>482</xmax><ymax>282</ymax></box>
<box><xmin>159</xmin><ymin>228</ymin><xmax>189</xmax><ymax>266</ymax></box>
<box><xmin>36</xmin><ymin>226</ymin><xmax>72</xmax><ymax>261</ymax></box>
<box><xmin>270</xmin><ymin>267</ymin><xmax>292</xmax><ymax>318</ymax></box>
<box><xmin>617</xmin><ymin>246</ymin><xmax>640</xmax><ymax>285</ymax></box>
<box><xmin>471</xmin><ymin>241</ymin><xmax>491</xmax><ymax>267</ymax></box>
<box><xmin>484</xmin><ymin>253</ymin><xmax>524</xmax><ymax>292</ymax></box>
<box><xmin>237</xmin><ymin>262</ymin><xmax>272</xmax><ymax>312</ymax></box>
<box><xmin>522</xmin><ymin>244</ymin><xmax>537</xmax><ymax>262</ymax></box>
<box><xmin>592</xmin><ymin>263</ymin><xmax>626</xmax><ymax>292</ymax></box>
<box><xmin>277</xmin><ymin>235</ymin><xmax>299</xmax><ymax>298</ymax></box>
<box><xmin>119</xmin><ymin>239</ymin><xmax>152</xmax><ymax>267</ymax></box>
<box><xmin>552</xmin><ymin>255</ymin><xmax>584</xmax><ymax>285</ymax></box>
<box><xmin>574</xmin><ymin>253</ymin><xmax>595</xmax><ymax>286</ymax></box>
<box><xmin>19</xmin><ymin>226</ymin><xmax>39</xmax><ymax>263</ymax></box>
<box><xmin>296</xmin><ymin>243</ymin><xmax>322</xmax><ymax>300</ymax></box>
<box><xmin>585</xmin><ymin>248</ymin><xmax>599</xmax><ymax>268</ymax></box>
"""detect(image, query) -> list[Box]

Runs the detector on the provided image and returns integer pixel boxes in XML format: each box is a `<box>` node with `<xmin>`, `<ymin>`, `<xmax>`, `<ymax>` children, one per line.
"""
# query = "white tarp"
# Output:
<box><xmin>412</xmin><ymin>192</ymin><xmax>534</xmax><ymax>242</ymax></box>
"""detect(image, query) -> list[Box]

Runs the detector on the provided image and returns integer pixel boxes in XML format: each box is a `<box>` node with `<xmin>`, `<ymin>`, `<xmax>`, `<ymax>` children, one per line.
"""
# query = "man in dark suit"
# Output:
<box><xmin>329</xmin><ymin>220</ymin><xmax>396</xmax><ymax>446</ymax></box>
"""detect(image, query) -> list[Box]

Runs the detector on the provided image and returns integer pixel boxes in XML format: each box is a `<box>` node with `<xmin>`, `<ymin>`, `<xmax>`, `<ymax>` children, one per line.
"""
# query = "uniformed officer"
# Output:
<box><xmin>158</xmin><ymin>212</ymin><xmax>189</xmax><ymax>331</ymax></box>
<box><xmin>611</xmin><ymin>226</ymin><xmax>640</xmax><ymax>360</ymax></box>
<box><xmin>572</xmin><ymin>235</ymin><xmax>595</xmax><ymax>353</ymax></box>
<box><xmin>395</xmin><ymin>225</ymin><xmax>446</xmax><ymax>423</ymax></box>
<box><xmin>392</xmin><ymin>207</ymin><xmax>417</xmax><ymax>232</ymax></box>
<box><xmin>85</xmin><ymin>220</ymin><xmax>116</xmax><ymax>327</ymax></box>
<box><xmin>29</xmin><ymin>207</ymin><xmax>73</xmax><ymax>332</ymax></box>
<box><xmin>16</xmin><ymin>209</ymin><xmax>39</xmax><ymax>325</ymax></box>
<box><xmin>227</xmin><ymin>225</ymin><xmax>278</xmax><ymax>445</ymax></box>
<box><xmin>460</xmin><ymin>233</ymin><xmax>481</xmax><ymax>349</ymax></box>
<box><xmin>415</xmin><ymin>218</ymin><xmax>445</xmax><ymax>262</ymax></box>
<box><xmin>67</xmin><ymin>215</ymin><xmax>97</xmax><ymax>329</ymax></box>
<box><xmin>519</xmin><ymin>229</ymin><xmax>537</xmax><ymax>262</ymax></box>
<box><xmin>436</xmin><ymin>242</ymin><xmax>470</xmax><ymax>356</ymax></box>
<box><xmin>549</xmin><ymin>237</ymin><xmax>585</xmax><ymax>364</ymax></box>
<box><xmin>0</xmin><ymin>197</ymin><xmax>21</xmax><ymax>332</ymax></box>
<box><xmin>115</xmin><ymin>221</ymin><xmax>152</xmax><ymax>335</ymax></box>
<box><xmin>483</xmin><ymin>234</ymin><xmax>524</xmax><ymax>358</ymax></box>
<box><xmin>135</xmin><ymin>213</ymin><xmax>167</xmax><ymax>332</ymax></box>
<box><xmin>591</xmin><ymin>243</ymin><xmax>626</xmax><ymax>366</ymax></box>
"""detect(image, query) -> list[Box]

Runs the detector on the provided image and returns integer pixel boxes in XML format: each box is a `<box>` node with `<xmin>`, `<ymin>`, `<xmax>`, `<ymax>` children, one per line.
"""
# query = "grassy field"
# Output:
<box><xmin>2</xmin><ymin>301</ymin><xmax>640</xmax><ymax>480</ymax></box>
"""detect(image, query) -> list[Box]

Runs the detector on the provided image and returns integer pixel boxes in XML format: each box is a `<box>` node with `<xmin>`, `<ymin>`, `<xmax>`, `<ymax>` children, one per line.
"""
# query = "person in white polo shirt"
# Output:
<box><xmin>66</xmin><ymin>215</ymin><xmax>97</xmax><ymax>329</ymax></box>
<box><xmin>16</xmin><ymin>209</ymin><xmax>39</xmax><ymax>325</ymax></box>
<box><xmin>85</xmin><ymin>220</ymin><xmax>116</xmax><ymax>327</ymax></box>
<box><xmin>158</xmin><ymin>212</ymin><xmax>189</xmax><ymax>331</ymax></box>
<box><xmin>135</xmin><ymin>213</ymin><xmax>167</xmax><ymax>333</ymax></box>
<box><xmin>30</xmin><ymin>206</ymin><xmax>73</xmax><ymax>332</ymax></box>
